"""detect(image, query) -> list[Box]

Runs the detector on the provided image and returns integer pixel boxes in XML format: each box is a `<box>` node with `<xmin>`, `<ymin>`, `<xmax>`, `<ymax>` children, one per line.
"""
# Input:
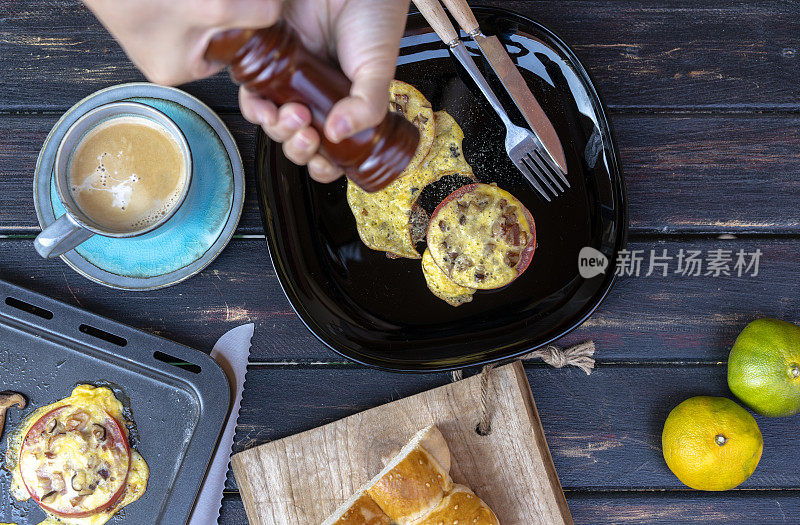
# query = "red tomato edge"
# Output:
<box><xmin>426</xmin><ymin>183</ymin><xmax>537</xmax><ymax>289</ymax></box>
<box><xmin>20</xmin><ymin>407</ymin><xmax>132</xmax><ymax>518</ymax></box>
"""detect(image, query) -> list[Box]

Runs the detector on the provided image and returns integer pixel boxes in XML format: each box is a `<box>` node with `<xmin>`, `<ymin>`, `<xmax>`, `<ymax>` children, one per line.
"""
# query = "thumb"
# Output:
<box><xmin>323</xmin><ymin>0</ymin><xmax>409</xmax><ymax>143</ymax></box>
<box><xmin>325</xmin><ymin>65</ymin><xmax>393</xmax><ymax>143</ymax></box>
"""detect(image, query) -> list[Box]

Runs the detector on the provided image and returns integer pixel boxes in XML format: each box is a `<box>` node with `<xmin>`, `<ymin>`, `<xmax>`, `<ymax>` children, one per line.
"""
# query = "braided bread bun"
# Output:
<box><xmin>322</xmin><ymin>426</ymin><xmax>498</xmax><ymax>525</ymax></box>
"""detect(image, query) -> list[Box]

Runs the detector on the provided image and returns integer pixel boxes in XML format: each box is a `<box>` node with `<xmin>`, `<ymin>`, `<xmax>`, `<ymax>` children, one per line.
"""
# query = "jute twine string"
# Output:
<box><xmin>451</xmin><ymin>341</ymin><xmax>596</xmax><ymax>435</ymax></box>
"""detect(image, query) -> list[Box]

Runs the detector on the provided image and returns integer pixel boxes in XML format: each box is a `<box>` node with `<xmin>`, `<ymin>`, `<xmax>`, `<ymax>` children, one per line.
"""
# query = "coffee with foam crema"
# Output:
<box><xmin>68</xmin><ymin>116</ymin><xmax>187</xmax><ymax>232</ymax></box>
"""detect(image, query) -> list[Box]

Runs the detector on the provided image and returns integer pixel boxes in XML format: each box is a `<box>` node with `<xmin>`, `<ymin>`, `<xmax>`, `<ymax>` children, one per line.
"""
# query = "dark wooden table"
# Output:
<box><xmin>3</xmin><ymin>1</ymin><xmax>800</xmax><ymax>523</ymax></box>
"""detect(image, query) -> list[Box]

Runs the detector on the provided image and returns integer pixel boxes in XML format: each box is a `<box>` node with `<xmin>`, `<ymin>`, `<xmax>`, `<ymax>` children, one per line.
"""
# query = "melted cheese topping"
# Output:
<box><xmin>348</xmin><ymin>111</ymin><xmax>474</xmax><ymax>259</ymax></box>
<box><xmin>428</xmin><ymin>184</ymin><xmax>534</xmax><ymax>289</ymax></box>
<box><xmin>421</xmin><ymin>249</ymin><xmax>475</xmax><ymax>306</ymax></box>
<box><xmin>415</xmin><ymin>111</ymin><xmax>474</xmax><ymax>176</ymax></box>
<box><xmin>389</xmin><ymin>80</ymin><xmax>435</xmax><ymax>171</ymax></box>
<box><xmin>6</xmin><ymin>385</ymin><xmax>149</xmax><ymax>525</ymax></box>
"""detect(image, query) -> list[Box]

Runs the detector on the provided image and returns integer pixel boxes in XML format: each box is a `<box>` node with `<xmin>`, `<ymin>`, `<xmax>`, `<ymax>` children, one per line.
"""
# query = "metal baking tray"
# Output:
<box><xmin>0</xmin><ymin>280</ymin><xmax>229</xmax><ymax>524</ymax></box>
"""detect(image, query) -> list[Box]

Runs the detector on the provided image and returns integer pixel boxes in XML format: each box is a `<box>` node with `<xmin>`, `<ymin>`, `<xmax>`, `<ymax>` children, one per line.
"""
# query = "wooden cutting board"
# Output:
<box><xmin>232</xmin><ymin>361</ymin><xmax>572</xmax><ymax>524</ymax></box>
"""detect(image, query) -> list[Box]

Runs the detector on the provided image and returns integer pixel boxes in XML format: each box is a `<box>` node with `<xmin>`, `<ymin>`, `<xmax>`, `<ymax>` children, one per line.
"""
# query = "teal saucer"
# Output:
<box><xmin>34</xmin><ymin>83</ymin><xmax>244</xmax><ymax>290</ymax></box>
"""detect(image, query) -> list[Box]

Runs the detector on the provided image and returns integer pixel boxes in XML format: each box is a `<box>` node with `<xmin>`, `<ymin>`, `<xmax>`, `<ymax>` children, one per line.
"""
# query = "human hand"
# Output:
<box><xmin>83</xmin><ymin>0</ymin><xmax>286</xmax><ymax>85</ymax></box>
<box><xmin>84</xmin><ymin>0</ymin><xmax>410</xmax><ymax>183</ymax></box>
<box><xmin>239</xmin><ymin>0</ymin><xmax>410</xmax><ymax>182</ymax></box>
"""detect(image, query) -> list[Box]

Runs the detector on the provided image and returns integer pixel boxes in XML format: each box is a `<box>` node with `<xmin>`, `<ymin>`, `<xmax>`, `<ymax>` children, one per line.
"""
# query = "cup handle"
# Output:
<box><xmin>34</xmin><ymin>214</ymin><xmax>94</xmax><ymax>258</ymax></box>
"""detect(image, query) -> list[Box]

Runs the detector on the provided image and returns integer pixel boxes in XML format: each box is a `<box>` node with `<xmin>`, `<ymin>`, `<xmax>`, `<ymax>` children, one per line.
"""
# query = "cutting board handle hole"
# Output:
<box><xmin>153</xmin><ymin>351</ymin><xmax>201</xmax><ymax>374</ymax></box>
<box><xmin>475</xmin><ymin>422</ymin><xmax>492</xmax><ymax>436</ymax></box>
<box><xmin>5</xmin><ymin>296</ymin><xmax>54</xmax><ymax>319</ymax></box>
<box><xmin>79</xmin><ymin>323</ymin><xmax>127</xmax><ymax>347</ymax></box>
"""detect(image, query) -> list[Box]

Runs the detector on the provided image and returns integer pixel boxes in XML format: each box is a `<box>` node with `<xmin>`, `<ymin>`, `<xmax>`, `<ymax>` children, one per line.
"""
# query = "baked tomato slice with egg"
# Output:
<box><xmin>19</xmin><ymin>404</ymin><xmax>131</xmax><ymax>518</ymax></box>
<box><xmin>427</xmin><ymin>183</ymin><xmax>536</xmax><ymax>290</ymax></box>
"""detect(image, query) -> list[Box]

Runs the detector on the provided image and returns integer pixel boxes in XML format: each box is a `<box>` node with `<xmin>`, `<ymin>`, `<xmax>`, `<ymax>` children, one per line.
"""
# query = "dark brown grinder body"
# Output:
<box><xmin>205</xmin><ymin>23</ymin><xmax>420</xmax><ymax>192</ymax></box>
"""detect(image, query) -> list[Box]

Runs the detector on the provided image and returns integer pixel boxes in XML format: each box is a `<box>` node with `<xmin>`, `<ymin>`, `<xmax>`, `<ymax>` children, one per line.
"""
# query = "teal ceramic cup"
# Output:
<box><xmin>34</xmin><ymin>101</ymin><xmax>192</xmax><ymax>258</ymax></box>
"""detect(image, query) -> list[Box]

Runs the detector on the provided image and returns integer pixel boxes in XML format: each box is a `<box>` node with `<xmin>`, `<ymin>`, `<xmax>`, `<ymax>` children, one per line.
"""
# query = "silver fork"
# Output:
<box><xmin>412</xmin><ymin>0</ymin><xmax>568</xmax><ymax>201</ymax></box>
<box><xmin>450</xmin><ymin>43</ymin><xmax>569</xmax><ymax>202</ymax></box>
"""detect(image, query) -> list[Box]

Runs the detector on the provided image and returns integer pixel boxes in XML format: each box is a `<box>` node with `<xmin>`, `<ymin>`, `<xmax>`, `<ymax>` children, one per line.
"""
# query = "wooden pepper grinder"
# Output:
<box><xmin>205</xmin><ymin>23</ymin><xmax>420</xmax><ymax>192</ymax></box>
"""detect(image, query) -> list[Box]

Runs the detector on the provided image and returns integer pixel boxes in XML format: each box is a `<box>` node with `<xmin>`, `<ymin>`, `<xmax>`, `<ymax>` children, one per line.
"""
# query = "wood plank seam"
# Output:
<box><xmin>7</xmin><ymin>107</ymin><xmax>800</xmax><ymax>115</ymax></box>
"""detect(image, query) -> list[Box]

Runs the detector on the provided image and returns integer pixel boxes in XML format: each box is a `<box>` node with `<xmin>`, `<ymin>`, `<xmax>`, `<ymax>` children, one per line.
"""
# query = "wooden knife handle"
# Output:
<box><xmin>440</xmin><ymin>0</ymin><xmax>480</xmax><ymax>35</ymax></box>
<box><xmin>412</xmin><ymin>0</ymin><xmax>460</xmax><ymax>45</ymax></box>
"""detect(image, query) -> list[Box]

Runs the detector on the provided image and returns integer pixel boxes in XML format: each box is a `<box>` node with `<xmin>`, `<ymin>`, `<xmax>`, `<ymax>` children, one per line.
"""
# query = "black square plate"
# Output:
<box><xmin>256</xmin><ymin>7</ymin><xmax>627</xmax><ymax>371</ymax></box>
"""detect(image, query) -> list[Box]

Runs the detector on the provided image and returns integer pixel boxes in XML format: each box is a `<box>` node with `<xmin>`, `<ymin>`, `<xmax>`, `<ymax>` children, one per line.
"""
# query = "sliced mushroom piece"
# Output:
<box><xmin>46</xmin><ymin>417</ymin><xmax>60</xmax><ymax>434</ymax></box>
<box><xmin>472</xmin><ymin>194</ymin><xmax>491</xmax><ymax>210</ymax></box>
<box><xmin>491</xmin><ymin>216</ymin><xmax>505</xmax><ymax>238</ymax></box>
<box><xmin>454</xmin><ymin>254</ymin><xmax>474</xmax><ymax>272</ymax></box>
<box><xmin>92</xmin><ymin>423</ymin><xmax>108</xmax><ymax>443</ymax></box>
<box><xmin>73</xmin><ymin>471</ymin><xmax>95</xmax><ymax>496</ymax></box>
<box><xmin>41</xmin><ymin>490</ymin><xmax>58</xmax><ymax>503</ymax></box>
<box><xmin>506</xmin><ymin>223</ymin><xmax>521</xmax><ymax>245</ymax></box>
<box><xmin>389</xmin><ymin>100</ymin><xmax>404</xmax><ymax>115</ymax></box>
<box><xmin>37</xmin><ymin>475</ymin><xmax>53</xmax><ymax>492</ymax></box>
<box><xmin>46</xmin><ymin>431</ymin><xmax>67</xmax><ymax>452</ymax></box>
<box><xmin>51</xmin><ymin>472</ymin><xmax>66</xmax><ymax>492</ymax></box>
<box><xmin>390</xmin><ymin>93</ymin><xmax>409</xmax><ymax>116</ymax></box>
<box><xmin>71</xmin><ymin>471</ymin><xmax>87</xmax><ymax>492</ymax></box>
<box><xmin>0</xmin><ymin>391</ymin><xmax>26</xmax><ymax>438</ymax></box>
<box><xmin>505</xmin><ymin>250</ymin><xmax>521</xmax><ymax>267</ymax></box>
<box><xmin>65</xmin><ymin>410</ymin><xmax>90</xmax><ymax>431</ymax></box>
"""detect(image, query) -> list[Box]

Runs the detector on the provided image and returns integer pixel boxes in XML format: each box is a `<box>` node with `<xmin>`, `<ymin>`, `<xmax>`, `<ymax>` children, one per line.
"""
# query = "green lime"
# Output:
<box><xmin>728</xmin><ymin>318</ymin><xmax>800</xmax><ymax>417</ymax></box>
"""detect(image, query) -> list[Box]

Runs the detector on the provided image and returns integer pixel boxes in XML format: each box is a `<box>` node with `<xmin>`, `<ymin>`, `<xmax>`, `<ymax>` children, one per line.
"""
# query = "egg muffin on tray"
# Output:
<box><xmin>6</xmin><ymin>385</ymin><xmax>148</xmax><ymax>525</ymax></box>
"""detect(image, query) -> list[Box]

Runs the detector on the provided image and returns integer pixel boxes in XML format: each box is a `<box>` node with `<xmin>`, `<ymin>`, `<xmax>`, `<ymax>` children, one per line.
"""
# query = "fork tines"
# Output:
<box><xmin>516</xmin><ymin>148</ymin><xmax>569</xmax><ymax>202</ymax></box>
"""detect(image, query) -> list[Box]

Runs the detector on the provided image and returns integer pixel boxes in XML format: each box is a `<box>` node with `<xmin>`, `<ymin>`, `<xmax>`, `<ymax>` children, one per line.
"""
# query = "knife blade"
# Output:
<box><xmin>188</xmin><ymin>323</ymin><xmax>254</xmax><ymax>525</ymax></box>
<box><xmin>472</xmin><ymin>33</ymin><xmax>568</xmax><ymax>175</ymax></box>
<box><xmin>438</xmin><ymin>0</ymin><xmax>567</xmax><ymax>176</ymax></box>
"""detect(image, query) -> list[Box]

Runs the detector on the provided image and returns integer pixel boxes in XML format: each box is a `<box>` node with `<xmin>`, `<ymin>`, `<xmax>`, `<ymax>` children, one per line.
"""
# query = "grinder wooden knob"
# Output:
<box><xmin>205</xmin><ymin>23</ymin><xmax>420</xmax><ymax>192</ymax></box>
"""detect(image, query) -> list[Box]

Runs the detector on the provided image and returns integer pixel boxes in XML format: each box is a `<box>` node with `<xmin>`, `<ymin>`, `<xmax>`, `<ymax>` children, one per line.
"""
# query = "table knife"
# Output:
<box><xmin>188</xmin><ymin>323</ymin><xmax>254</xmax><ymax>525</ymax></box>
<box><xmin>441</xmin><ymin>0</ymin><xmax>568</xmax><ymax>175</ymax></box>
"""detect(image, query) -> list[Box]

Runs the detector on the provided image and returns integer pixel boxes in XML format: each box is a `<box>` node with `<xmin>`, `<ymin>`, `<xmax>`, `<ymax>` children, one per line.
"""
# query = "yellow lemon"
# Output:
<box><xmin>662</xmin><ymin>396</ymin><xmax>762</xmax><ymax>491</ymax></box>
